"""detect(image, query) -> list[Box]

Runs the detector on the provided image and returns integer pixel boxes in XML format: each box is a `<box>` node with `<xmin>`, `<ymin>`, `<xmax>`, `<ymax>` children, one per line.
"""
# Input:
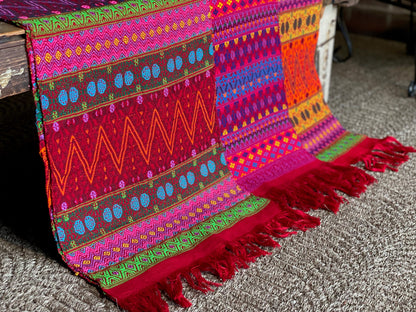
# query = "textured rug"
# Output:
<box><xmin>0</xmin><ymin>0</ymin><xmax>415</xmax><ymax>310</ymax></box>
<box><xmin>0</xmin><ymin>34</ymin><xmax>415</xmax><ymax>312</ymax></box>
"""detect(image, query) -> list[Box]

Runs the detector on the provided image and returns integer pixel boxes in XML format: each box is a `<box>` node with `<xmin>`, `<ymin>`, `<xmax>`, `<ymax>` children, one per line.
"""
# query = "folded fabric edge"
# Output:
<box><xmin>251</xmin><ymin>158</ymin><xmax>376</xmax><ymax>214</ymax></box>
<box><xmin>332</xmin><ymin>136</ymin><xmax>416</xmax><ymax>172</ymax></box>
<box><xmin>101</xmin><ymin>200</ymin><xmax>320</xmax><ymax>312</ymax></box>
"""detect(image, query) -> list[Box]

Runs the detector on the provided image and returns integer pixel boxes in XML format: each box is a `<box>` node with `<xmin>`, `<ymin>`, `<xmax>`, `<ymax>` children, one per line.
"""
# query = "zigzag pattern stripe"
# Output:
<box><xmin>299</xmin><ymin>115</ymin><xmax>346</xmax><ymax>154</ymax></box>
<box><xmin>223</xmin><ymin>117</ymin><xmax>292</xmax><ymax>155</ymax></box>
<box><xmin>212</xmin><ymin>3</ymin><xmax>277</xmax><ymax>31</ymax></box>
<box><xmin>278</xmin><ymin>0</ymin><xmax>321</xmax><ymax>13</ymax></box>
<box><xmin>49</xmin><ymin>91</ymin><xmax>216</xmax><ymax>195</ymax></box>
<box><xmin>212</xmin><ymin>5</ymin><xmax>278</xmax><ymax>43</ymax></box>
<box><xmin>210</xmin><ymin>0</ymin><xmax>273</xmax><ymax>19</ymax></box>
<box><xmin>216</xmin><ymin>57</ymin><xmax>283</xmax><ymax>105</ymax></box>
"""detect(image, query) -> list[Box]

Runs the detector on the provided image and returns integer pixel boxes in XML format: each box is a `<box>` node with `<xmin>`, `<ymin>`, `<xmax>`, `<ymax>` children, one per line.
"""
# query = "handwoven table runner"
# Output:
<box><xmin>0</xmin><ymin>0</ymin><xmax>414</xmax><ymax>311</ymax></box>
<box><xmin>212</xmin><ymin>0</ymin><xmax>415</xmax><ymax>210</ymax></box>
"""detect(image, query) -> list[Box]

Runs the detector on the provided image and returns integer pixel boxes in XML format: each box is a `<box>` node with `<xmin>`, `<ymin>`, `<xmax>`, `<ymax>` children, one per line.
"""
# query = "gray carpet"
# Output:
<box><xmin>0</xmin><ymin>34</ymin><xmax>415</xmax><ymax>312</ymax></box>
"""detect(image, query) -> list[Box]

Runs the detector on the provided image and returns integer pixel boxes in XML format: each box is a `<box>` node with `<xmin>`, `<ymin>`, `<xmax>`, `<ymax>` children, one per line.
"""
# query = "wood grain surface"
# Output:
<box><xmin>0</xmin><ymin>22</ymin><xmax>30</xmax><ymax>99</ymax></box>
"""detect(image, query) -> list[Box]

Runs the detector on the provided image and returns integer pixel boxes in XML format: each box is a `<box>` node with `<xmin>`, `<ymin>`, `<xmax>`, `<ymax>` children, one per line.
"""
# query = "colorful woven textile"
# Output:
<box><xmin>0</xmin><ymin>0</ymin><xmax>414</xmax><ymax>311</ymax></box>
<box><xmin>280</xmin><ymin>2</ymin><xmax>414</xmax><ymax>170</ymax></box>
<box><xmin>212</xmin><ymin>0</ymin><xmax>415</xmax><ymax>211</ymax></box>
<box><xmin>0</xmin><ymin>1</ymin><xmax>320</xmax><ymax>311</ymax></box>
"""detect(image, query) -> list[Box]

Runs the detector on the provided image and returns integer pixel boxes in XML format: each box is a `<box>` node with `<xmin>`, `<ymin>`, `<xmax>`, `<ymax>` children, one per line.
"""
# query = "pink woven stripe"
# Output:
<box><xmin>33</xmin><ymin>0</ymin><xmax>210</xmax><ymax>79</ymax></box>
<box><xmin>66</xmin><ymin>177</ymin><xmax>248</xmax><ymax>273</ymax></box>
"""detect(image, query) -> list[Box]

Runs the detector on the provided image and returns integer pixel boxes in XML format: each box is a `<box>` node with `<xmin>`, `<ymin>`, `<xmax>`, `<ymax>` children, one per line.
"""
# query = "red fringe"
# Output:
<box><xmin>360</xmin><ymin>136</ymin><xmax>416</xmax><ymax>172</ymax></box>
<box><xmin>253</xmin><ymin>161</ymin><xmax>376</xmax><ymax>214</ymax></box>
<box><xmin>116</xmin><ymin>204</ymin><xmax>320</xmax><ymax>312</ymax></box>
<box><xmin>159</xmin><ymin>275</ymin><xmax>192</xmax><ymax>308</ymax></box>
<box><xmin>117</xmin><ymin>286</ymin><xmax>169</xmax><ymax>312</ymax></box>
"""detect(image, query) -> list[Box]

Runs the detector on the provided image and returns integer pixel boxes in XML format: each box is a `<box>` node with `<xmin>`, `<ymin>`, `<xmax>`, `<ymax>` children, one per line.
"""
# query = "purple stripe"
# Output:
<box><xmin>237</xmin><ymin>149</ymin><xmax>316</xmax><ymax>192</ymax></box>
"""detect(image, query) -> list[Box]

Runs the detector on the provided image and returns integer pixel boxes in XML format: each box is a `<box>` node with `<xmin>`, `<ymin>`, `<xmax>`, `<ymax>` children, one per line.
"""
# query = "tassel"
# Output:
<box><xmin>183</xmin><ymin>268</ymin><xmax>221</xmax><ymax>293</ymax></box>
<box><xmin>362</xmin><ymin>139</ymin><xmax>415</xmax><ymax>171</ymax></box>
<box><xmin>253</xmin><ymin>161</ymin><xmax>375</xmax><ymax>214</ymax></box>
<box><xmin>277</xmin><ymin>205</ymin><xmax>321</xmax><ymax>231</ymax></box>
<box><xmin>209</xmin><ymin>251</ymin><xmax>240</xmax><ymax>281</ymax></box>
<box><xmin>250</xmin><ymin>233</ymin><xmax>280</xmax><ymax>248</ymax></box>
<box><xmin>159</xmin><ymin>275</ymin><xmax>192</xmax><ymax>308</ymax></box>
<box><xmin>337</xmin><ymin>136</ymin><xmax>416</xmax><ymax>172</ymax></box>
<box><xmin>118</xmin><ymin>287</ymin><xmax>169</xmax><ymax>312</ymax></box>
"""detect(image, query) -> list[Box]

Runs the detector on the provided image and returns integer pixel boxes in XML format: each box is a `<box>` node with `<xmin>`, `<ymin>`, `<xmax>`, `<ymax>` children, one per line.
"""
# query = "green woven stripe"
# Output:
<box><xmin>20</xmin><ymin>0</ymin><xmax>192</xmax><ymax>36</ymax></box>
<box><xmin>316</xmin><ymin>132</ymin><xmax>365</xmax><ymax>162</ymax></box>
<box><xmin>90</xmin><ymin>195</ymin><xmax>269</xmax><ymax>288</ymax></box>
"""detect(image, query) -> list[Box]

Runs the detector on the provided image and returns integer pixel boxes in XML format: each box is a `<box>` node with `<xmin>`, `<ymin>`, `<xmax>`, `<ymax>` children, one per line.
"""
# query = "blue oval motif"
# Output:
<box><xmin>220</xmin><ymin>153</ymin><xmax>227</xmax><ymax>165</ymax></box>
<box><xmin>209</xmin><ymin>42</ymin><xmax>214</xmax><ymax>56</ymax></box>
<box><xmin>73</xmin><ymin>220</ymin><xmax>85</xmax><ymax>235</ymax></box>
<box><xmin>41</xmin><ymin>95</ymin><xmax>49</xmax><ymax>109</ymax></box>
<box><xmin>130</xmin><ymin>197</ymin><xmax>140</xmax><ymax>211</ymax></box>
<box><xmin>140</xmin><ymin>193</ymin><xmax>150</xmax><ymax>208</ymax></box>
<box><xmin>152</xmin><ymin>64</ymin><xmax>160</xmax><ymax>78</ymax></box>
<box><xmin>165</xmin><ymin>183</ymin><xmax>174</xmax><ymax>197</ymax></box>
<box><xmin>124</xmin><ymin>71</ymin><xmax>134</xmax><ymax>86</ymax></box>
<box><xmin>207</xmin><ymin>160</ymin><xmax>216</xmax><ymax>173</ymax></box>
<box><xmin>200</xmin><ymin>164</ymin><xmax>208</xmax><ymax>177</ymax></box>
<box><xmin>103</xmin><ymin>207</ymin><xmax>113</xmax><ymax>222</ymax></box>
<box><xmin>115</xmin><ymin>73</ymin><xmax>124</xmax><ymax>88</ymax></box>
<box><xmin>167</xmin><ymin>58</ymin><xmax>175</xmax><ymax>72</ymax></box>
<box><xmin>84</xmin><ymin>216</ymin><xmax>96</xmax><ymax>231</ymax></box>
<box><xmin>188</xmin><ymin>51</ymin><xmax>196</xmax><ymax>64</ymax></box>
<box><xmin>157</xmin><ymin>186</ymin><xmax>165</xmax><ymax>200</ymax></box>
<box><xmin>187</xmin><ymin>171</ymin><xmax>195</xmax><ymax>185</ymax></box>
<box><xmin>179</xmin><ymin>175</ymin><xmax>187</xmax><ymax>189</ymax></box>
<box><xmin>58</xmin><ymin>90</ymin><xmax>68</xmax><ymax>106</ymax></box>
<box><xmin>196</xmin><ymin>48</ymin><xmax>204</xmax><ymax>61</ymax></box>
<box><xmin>142</xmin><ymin>66</ymin><xmax>151</xmax><ymax>81</ymax></box>
<box><xmin>87</xmin><ymin>81</ymin><xmax>96</xmax><ymax>96</ymax></box>
<box><xmin>57</xmin><ymin>227</ymin><xmax>65</xmax><ymax>242</ymax></box>
<box><xmin>175</xmin><ymin>56</ymin><xmax>183</xmax><ymax>70</ymax></box>
<box><xmin>69</xmin><ymin>87</ymin><xmax>79</xmax><ymax>103</ymax></box>
<box><xmin>113</xmin><ymin>204</ymin><xmax>123</xmax><ymax>219</ymax></box>
<box><xmin>97</xmin><ymin>78</ymin><xmax>107</xmax><ymax>94</ymax></box>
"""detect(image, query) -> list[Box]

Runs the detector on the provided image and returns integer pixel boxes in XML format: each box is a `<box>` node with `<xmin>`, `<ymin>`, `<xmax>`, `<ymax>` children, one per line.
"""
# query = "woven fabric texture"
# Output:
<box><xmin>0</xmin><ymin>0</ymin><xmax>414</xmax><ymax>311</ymax></box>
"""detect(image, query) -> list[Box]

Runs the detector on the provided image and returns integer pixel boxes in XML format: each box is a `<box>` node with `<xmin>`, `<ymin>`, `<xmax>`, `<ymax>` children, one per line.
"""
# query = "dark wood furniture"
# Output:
<box><xmin>0</xmin><ymin>22</ymin><xmax>30</xmax><ymax>100</ymax></box>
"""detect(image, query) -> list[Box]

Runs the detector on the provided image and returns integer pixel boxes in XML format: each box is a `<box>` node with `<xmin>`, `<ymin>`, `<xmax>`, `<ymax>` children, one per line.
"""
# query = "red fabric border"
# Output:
<box><xmin>104</xmin><ymin>198</ymin><xmax>283</xmax><ymax>301</ymax></box>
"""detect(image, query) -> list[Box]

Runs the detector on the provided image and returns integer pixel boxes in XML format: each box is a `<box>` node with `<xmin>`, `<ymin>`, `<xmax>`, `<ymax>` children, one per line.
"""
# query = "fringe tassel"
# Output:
<box><xmin>159</xmin><ymin>275</ymin><xmax>192</xmax><ymax>308</ymax></box>
<box><xmin>118</xmin><ymin>287</ymin><xmax>169</xmax><ymax>312</ymax></box>
<box><xmin>253</xmin><ymin>162</ymin><xmax>376</xmax><ymax>214</ymax></box>
<box><xmin>360</xmin><ymin>136</ymin><xmax>416</xmax><ymax>172</ymax></box>
<box><xmin>182</xmin><ymin>268</ymin><xmax>221</xmax><ymax>293</ymax></box>
<box><xmin>116</xmin><ymin>203</ymin><xmax>320</xmax><ymax>312</ymax></box>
